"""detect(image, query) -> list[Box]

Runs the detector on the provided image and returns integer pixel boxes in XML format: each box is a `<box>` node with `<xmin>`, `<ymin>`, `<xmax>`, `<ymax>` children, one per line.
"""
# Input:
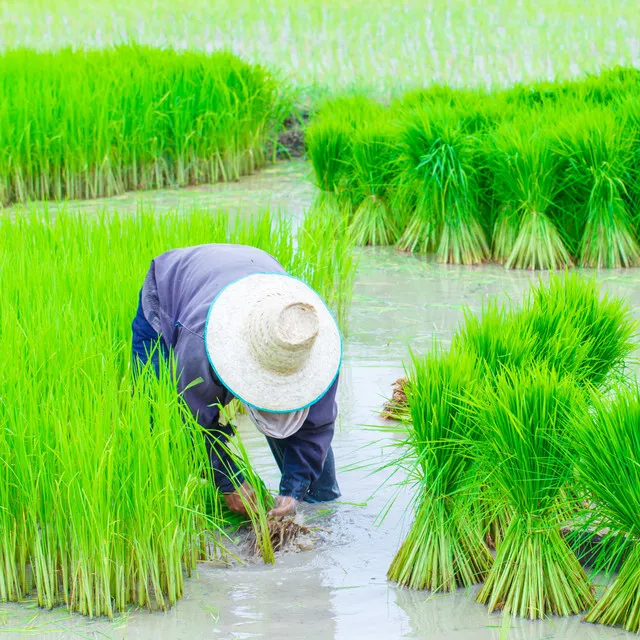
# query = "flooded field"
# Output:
<box><xmin>2</xmin><ymin>163</ymin><xmax>640</xmax><ymax>639</ymax></box>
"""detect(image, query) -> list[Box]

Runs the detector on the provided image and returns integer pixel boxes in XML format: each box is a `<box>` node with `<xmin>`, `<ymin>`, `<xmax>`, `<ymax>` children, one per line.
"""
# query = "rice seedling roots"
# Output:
<box><xmin>249</xmin><ymin>515</ymin><xmax>316</xmax><ymax>556</ymax></box>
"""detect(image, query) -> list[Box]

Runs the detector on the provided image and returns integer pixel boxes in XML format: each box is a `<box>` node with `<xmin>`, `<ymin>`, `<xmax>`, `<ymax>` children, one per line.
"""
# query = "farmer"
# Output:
<box><xmin>131</xmin><ymin>244</ymin><xmax>342</xmax><ymax>518</ymax></box>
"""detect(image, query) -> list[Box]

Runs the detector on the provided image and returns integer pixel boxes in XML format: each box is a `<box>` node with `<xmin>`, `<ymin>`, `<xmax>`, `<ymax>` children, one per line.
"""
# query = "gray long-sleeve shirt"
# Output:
<box><xmin>140</xmin><ymin>244</ymin><xmax>338</xmax><ymax>499</ymax></box>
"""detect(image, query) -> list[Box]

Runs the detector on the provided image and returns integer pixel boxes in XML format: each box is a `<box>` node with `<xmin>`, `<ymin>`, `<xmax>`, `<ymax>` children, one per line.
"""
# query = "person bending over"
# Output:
<box><xmin>132</xmin><ymin>244</ymin><xmax>342</xmax><ymax>518</ymax></box>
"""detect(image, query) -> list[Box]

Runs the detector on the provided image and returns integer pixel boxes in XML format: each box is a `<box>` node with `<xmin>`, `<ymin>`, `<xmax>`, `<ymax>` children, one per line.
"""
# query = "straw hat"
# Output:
<box><xmin>204</xmin><ymin>273</ymin><xmax>342</xmax><ymax>413</ymax></box>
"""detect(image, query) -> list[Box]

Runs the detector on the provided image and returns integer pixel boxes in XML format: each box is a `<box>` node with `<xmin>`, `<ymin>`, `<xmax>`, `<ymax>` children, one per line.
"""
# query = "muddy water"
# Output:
<box><xmin>2</xmin><ymin>166</ymin><xmax>640</xmax><ymax>639</ymax></box>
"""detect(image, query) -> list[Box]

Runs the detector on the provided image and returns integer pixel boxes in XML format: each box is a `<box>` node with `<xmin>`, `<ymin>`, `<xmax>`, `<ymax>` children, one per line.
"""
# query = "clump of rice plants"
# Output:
<box><xmin>348</xmin><ymin>123</ymin><xmax>401</xmax><ymax>246</ymax></box>
<box><xmin>573</xmin><ymin>386</ymin><xmax>640</xmax><ymax>632</ymax></box>
<box><xmin>521</xmin><ymin>273</ymin><xmax>637</xmax><ymax>389</ymax></box>
<box><xmin>0</xmin><ymin>47</ymin><xmax>291</xmax><ymax>205</ymax></box>
<box><xmin>395</xmin><ymin>110</ymin><xmax>489</xmax><ymax>263</ymax></box>
<box><xmin>305</xmin><ymin>116</ymin><xmax>352</xmax><ymax>215</ymax></box>
<box><xmin>475</xmin><ymin>366</ymin><xmax>595</xmax><ymax>618</ymax></box>
<box><xmin>486</xmin><ymin>119</ymin><xmax>571</xmax><ymax>269</ymax></box>
<box><xmin>451</xmin><ymin>301</ymin><xmax>536</xmax><ymax>377</ymax></box>
<box><xmin>554</xmin><ymin>109</ymin><xmax>640</xmax><ymax>268</ymax></box>
<box><xmin>387</xmin><ymin>347</ymin><xmax>492</xmax><ymax>592</ymax></box>
<box><xmin>0</xmin><ymin>206</ymin><xmax>356</xmax><ymax>616</ymax></box>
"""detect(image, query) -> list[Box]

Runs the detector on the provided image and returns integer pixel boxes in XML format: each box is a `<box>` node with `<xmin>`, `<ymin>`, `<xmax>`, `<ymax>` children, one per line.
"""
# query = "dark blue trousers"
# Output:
<box><xmin>131</xmin><ymin>294</ymin><xmax>340</xmax><ymax>503</ymax></box>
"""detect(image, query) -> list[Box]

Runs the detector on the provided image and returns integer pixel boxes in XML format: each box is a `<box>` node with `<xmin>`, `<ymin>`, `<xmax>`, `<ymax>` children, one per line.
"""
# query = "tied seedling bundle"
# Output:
<box><xmin>475</xmin><ymin>366</ymin><xmax>595</xmax><ymax>618</ymax></box>
<box><xmin>573</xmin><ymin>386</ymin><xmax>640</xmax><ymax>633</ymax></box>
<box><xmin>486</xmin><ymin>118</ymin><xmax>571</xmax><ymax>270</ymax></box>
<box><xmin>520</xmin><ymin>273</ymin><xmax>637</xmax><ymax>390</ymax></box>
<box><xmin>555</xmin><ymin>108</ymin><xmax>640</xmax><ymax>268</ymax></box>
<box><xmin>348</xmin><ymin>123</ymin><xmax>402</xmax><ymax>246</ymax></box>
<box><xmin>387</xmin><ymin>347</ymin><xmax>492</xmax><ymax>592</ymax></box>
<box><xmin>395</xmin><ymin>108</ymin><xmax>489</xmax><ymax>264</ymax></box>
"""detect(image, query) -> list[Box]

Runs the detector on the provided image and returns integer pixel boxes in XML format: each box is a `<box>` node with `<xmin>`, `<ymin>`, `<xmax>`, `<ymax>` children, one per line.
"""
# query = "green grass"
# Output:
<box><xmin>3</xmin><ymin>0</ymin><xmax>640</xmax><ymax>99</ymax></box>
<box><xmin>0</xmin><ymin>46</ymin><xmax>291</xmax><ymax>206</ymax></box>
<box><xmin>0</xmin><ymin>206</ymin><xmax>356</xmax><ymax>617</ymax></box>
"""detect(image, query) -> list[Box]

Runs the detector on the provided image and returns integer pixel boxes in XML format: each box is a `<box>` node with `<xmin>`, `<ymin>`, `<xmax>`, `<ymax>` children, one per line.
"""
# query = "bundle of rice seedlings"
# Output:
<box><xmin>395</xmin><ymin>110</ymin><xmax>489</xmax><ymax>263</ymax></box>
<box><xmin>487</xmin><ymin>120</ymin><xmax>571</xmax><ymax>269</ymax></box>
<box><xmin>451</xmin><ymin>301</ymin><xmax>536</xmax><ymax>378</ymax></box>
<box><xmin>348</xmin><ymin>124</ymin><xmax>401</xmax><ymax>246</ymax></box>
<box><xmin>387</xmin><ymin>347</ymin><xmax>492</xmax><ymax>592</ymax></box>
<box><xmin>305</xmin><ymin>116</ymin><xmax>353</xmax><ymax>216</ymax></box>
<box><xmin>574</xmin><ymin>386</ymin><xmax>640</xmax><ymax>632</ymax></box>
<box><xmin>475</xmin><ymin>366</ymin><xmax>594</xmax><ymax>618</ymax></box>
<box><xmin>521</xmin><ymin>273</ymin><xmax>638</xmax><ymax>389</ymax></box>
<box><xmin>554</xmin><ymin>109</ymin><xmax>640</xmax><ymax>268</ymax></box>
<box><xmin>381</xmin><ymin>377</ymin><xmax>410</xmax><ymax>420</ymax></box>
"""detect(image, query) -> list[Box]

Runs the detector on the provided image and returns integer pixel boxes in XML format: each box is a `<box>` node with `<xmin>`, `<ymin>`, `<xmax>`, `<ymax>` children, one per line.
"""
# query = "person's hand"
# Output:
<box><xmin>224</xmin><ymin>481</ymin><xmax>257</xmax><ymax>516</ymax></box>
<box><xmin>268</xmin><ymin>495</ymin><xmax>298</xmax><ymax>518</ymax></box>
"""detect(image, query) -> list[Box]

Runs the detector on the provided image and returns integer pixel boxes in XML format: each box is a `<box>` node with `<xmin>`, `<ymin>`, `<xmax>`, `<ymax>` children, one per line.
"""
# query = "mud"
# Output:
<box><xmin>2</xmin><ymin>165</ymin><xmax>640</xmax><ymax>639</ymax></box>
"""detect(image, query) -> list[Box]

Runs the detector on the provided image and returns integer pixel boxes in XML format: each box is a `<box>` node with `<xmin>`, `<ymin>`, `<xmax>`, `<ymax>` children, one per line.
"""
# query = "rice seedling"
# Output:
<box><xmin>451</xmin><ymin>301</ymin><xmax>536</xmax><ymax>377</ymax></box>
<box><xmin>387</xmin><ymin>346</ymin><xmax>492</xmax><ymax>592</ymax></box>
<box><xmin>348</xmin><ymin>124</ymin><xmax>402</xmax><ymax>246</ymax></box>
<box><xmin>554</xmin><ymin>109</ymin><xmax>640</xmax><ymax>268</ymax></box>
<box><xmin>521</xmin><ymin>273</ymin><xmax>638</xmax><ymax>389</ymax></box>
<box><xmin>0</xmin><ymin>46</ymin><xmax>291</xmax><ymax>205</ymax></box>
<box><xmin>395</xmin><ymin>110</ymin><xmax>489</xmax><ymax>263</ymax></box>
<box><xmin>474</xmin><ymin>366</ymin><xmax>594</xmax><ymax>618</ymax></box>
<box><xmin>305</xmin><ymin>116</ymin><xmax>353</xmax><ymax>215</ymax></box>
<box><xmin>486</xmin><ymin>118</ymin><xmax>571</xmax><ymax>269</ymax></box>
<box><xmin>0</xmin><ymin>205</ymin><xmax>356</xmax><ymax>616</ymax></box>
<box><xmin>573</xmin><ymin>385</ymin><xmax>640</xmax><ymax>632</ymax></box>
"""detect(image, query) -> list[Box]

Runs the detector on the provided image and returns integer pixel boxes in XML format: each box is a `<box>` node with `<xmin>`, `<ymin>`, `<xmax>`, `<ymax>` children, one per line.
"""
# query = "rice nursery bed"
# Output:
<box><xmin>306</xmin><ymin>68</ymin><xmax>640</xmax><ymax>269</ymax></box>
<box><xmin>383</xmin><ymin>273</ymin><xmax>640</xmax><ymax>630</ymax></box>
<box><xmin>0</xmin><ymin>46</ymin><xmax>291</xmax><ymax>206</ymax></box>
<box><xmin>0</xmin><ymin>206</ymin><xmax>356</xmax><ymax>618</ymax></box>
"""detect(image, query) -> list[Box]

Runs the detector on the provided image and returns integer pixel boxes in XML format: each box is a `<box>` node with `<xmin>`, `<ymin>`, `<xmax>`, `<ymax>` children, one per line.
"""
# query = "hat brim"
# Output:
<box><xmin>204</xmin><ymin>273</ymin><xmax>342</xmax><ymax>413</ymax></box>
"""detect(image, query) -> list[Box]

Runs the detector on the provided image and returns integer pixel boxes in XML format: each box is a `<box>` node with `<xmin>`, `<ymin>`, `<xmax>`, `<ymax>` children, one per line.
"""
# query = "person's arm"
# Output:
<box><xmin>276</xmin><ymin>377</ymin><xmax>339</xmax><ymax>502</ymax></box>
<box><xmin>174</xmin><ymin>329</ymin><xmax>244</xmax><ymax>494</ymax></box>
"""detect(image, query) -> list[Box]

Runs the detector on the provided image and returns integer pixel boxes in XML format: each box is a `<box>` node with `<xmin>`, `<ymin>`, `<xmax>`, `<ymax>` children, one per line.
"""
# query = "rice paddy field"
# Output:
<box><xmin>5</xmin><ymin>0</ymin><xmax>640</xmax><ymax>638</ymax></box>
<box><xmin>3</xmin><ymin>0</ymin><xmax>640</xmax><ymax>98</ymax></box>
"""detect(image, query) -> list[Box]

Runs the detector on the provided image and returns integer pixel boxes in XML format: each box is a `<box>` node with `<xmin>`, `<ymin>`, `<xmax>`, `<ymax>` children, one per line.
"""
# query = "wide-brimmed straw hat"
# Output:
<box><xmin>204</xmin><ymin>273</ymin><xmax>342</xmax><ymax>413</ymax></box>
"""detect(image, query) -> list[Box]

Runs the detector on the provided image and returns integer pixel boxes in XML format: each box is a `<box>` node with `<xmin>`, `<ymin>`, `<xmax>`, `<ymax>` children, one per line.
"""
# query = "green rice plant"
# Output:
<box><xmin>451</xmin><ymin>301</ymin><xmax>536</xmax><ymax>377</ymax></box>
<box><xmin>486</xmin><ymin>119</ymin><xmax>571</xmax><ymax>269</ymax></box>
<box><xmin>217</xmin><ymin>406</ymin><xmax>276</xmax><ymax>563</ymax></box>
<box><xmin>521</xmin><ymin>273</ymin><xmax>638</xmax><ymax>389</ymax></box>
<box><xmin>0</xmin><ymin>205</ymin><xmax>356</xmax><ymax>617</ymax></box>
<box><xmin>305</xmin><ymin>116</ymin><xmax>353</xmax><ymax>215</ymax></box>
<box><xmin>348</xmin><ymin>124</ymin><xmax>401</xmax><ymax>246</ymax></box>
<box><xmin>387</xmin><ymin>346</ymin><xmax>492</xmax><ymax>592</ymax></box>
<box><xmin>554</xmin><ymin>109</ymin><xmax>640</xmax><ymax>268</ymax></box>
<box><xmin>572</xmin><ymin>385</ymin><xmax>640</xmax><ymax>632</ymax></box>
<box><xmin>474</xmin><ymin>366</ymin><xmax>594</xmax><ymax>618</ymax></box>
<box><xmin>0</xmin><ymin>46</ymin><xmax>291</xmax><ymax>205</ymax></box>
<box><xmin>395</xmin><ymin>110</ymin><xmax>489</xmax><ymax>263</ymax></box>
<box><xmin>292</xmin><ymin>205</ymin><xmax>358</xmax><ymax>330</ymax></box>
